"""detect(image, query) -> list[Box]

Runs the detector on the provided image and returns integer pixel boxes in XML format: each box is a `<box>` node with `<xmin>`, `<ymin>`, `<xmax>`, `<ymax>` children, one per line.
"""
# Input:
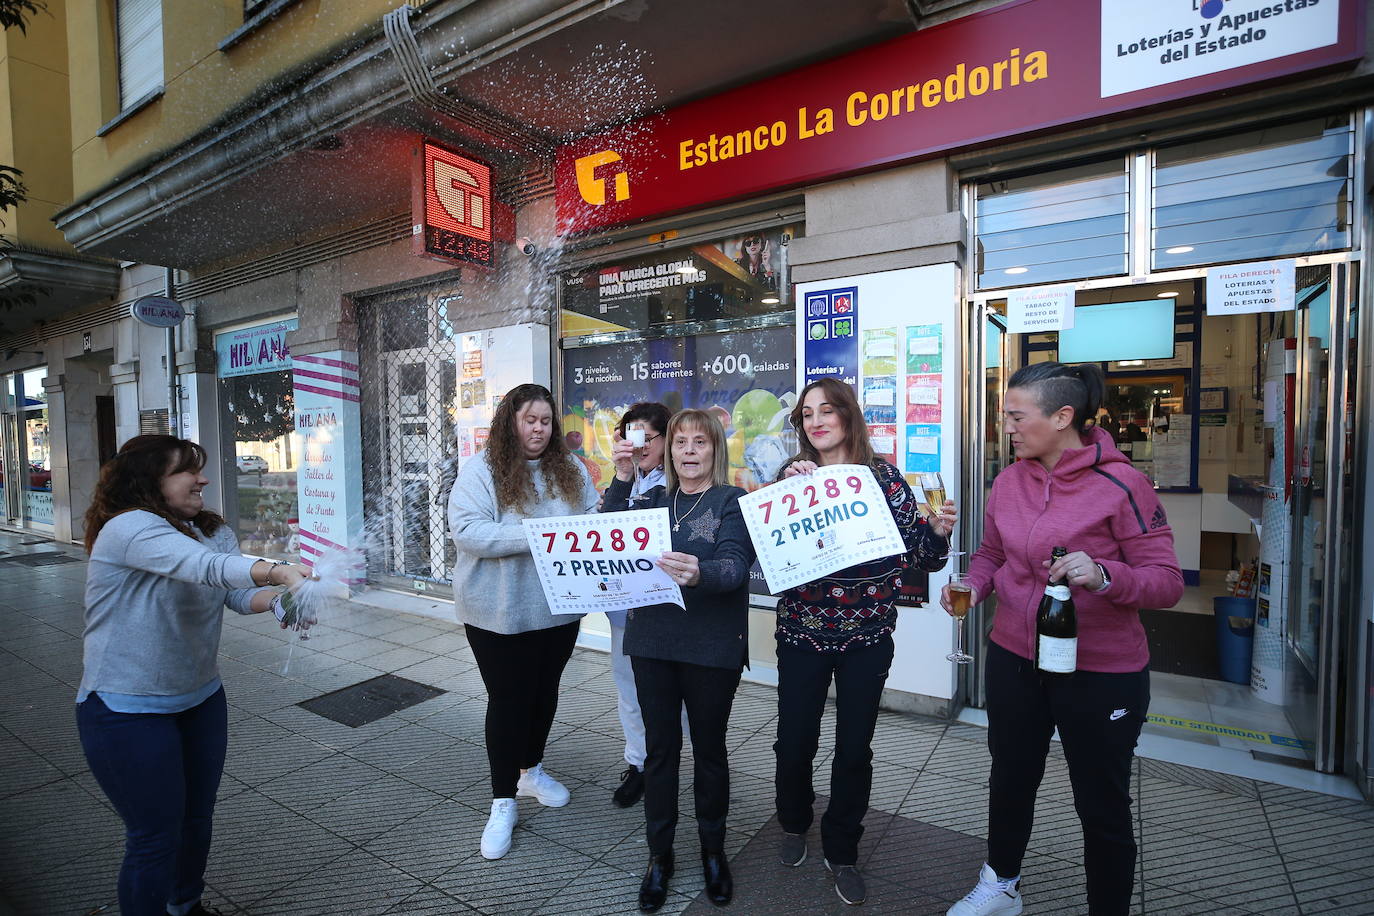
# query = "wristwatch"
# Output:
<box><xmin>1093</xmin><ymin>562</ymin><xmax>1111</xmax><ymax>593</ymax></box>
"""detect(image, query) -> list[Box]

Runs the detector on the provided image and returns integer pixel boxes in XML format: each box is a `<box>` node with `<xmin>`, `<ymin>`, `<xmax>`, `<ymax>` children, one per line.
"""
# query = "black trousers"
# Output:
<box><xmin>632</xmin><ymin>655</ymin><xmax>742</xmax><ymax>855</ymax></box>
<box><xmin>465</xmin><ymin>621</ymin><xmax>580</xmax><ymax>798</ymax></box>
<box><xmin>984</xmin><ymin>640</ymin><xmax>1150</xmax><ymax>916</ymax></box>
<box><xmin>773</xmin><ymin>635</ymin><xmax>894</xmax><ymax>866</ymax></box>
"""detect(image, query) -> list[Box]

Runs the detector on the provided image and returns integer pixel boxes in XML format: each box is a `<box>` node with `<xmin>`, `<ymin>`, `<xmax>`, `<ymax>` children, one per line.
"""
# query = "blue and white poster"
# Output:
<box><xmin>802</xmin><ymin>286</ymin><xmax>859</xmax><ymax>387</ymax></box>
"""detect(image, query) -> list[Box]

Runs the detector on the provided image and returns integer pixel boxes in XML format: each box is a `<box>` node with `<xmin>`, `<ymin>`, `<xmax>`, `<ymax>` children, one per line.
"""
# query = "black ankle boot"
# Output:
<box><xmin>639</xmin><ymin>849</ymin><xmax>674</xmax><ymax>913</ymax></box>
<box><xmin>702</xmin><ymin>848</ymin><xmax>733</xmax><ymax>906</ymax></box>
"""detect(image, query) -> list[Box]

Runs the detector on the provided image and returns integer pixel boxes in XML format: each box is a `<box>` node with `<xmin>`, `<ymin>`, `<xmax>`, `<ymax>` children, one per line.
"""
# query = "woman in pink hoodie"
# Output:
<box><xmin>942</xmin><ymin>362</ymin><xmax>1182</xmax><ymax>916</ymax></box>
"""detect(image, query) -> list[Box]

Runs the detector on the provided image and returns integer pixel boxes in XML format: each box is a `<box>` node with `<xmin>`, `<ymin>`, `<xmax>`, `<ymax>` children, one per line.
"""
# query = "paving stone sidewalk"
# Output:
<box><xmin>2</xmin><ymin>531</ymin><xmax>1373</xmax><ymax>915</ymax></box>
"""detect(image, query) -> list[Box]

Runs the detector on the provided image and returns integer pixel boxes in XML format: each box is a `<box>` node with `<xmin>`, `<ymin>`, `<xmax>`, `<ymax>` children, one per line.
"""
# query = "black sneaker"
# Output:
<box><xmin>613</xmin><ymin>765</ymin><xmax>645</xmax><ymax>808</ymax></box>
<box><xmin>778</xmin><ymin>831</ymin><xmax>807</xmax><ymax>867</ymax></box>
<box><xmin>825</xmin><ymin>859</ymin><xmax>867</xmax><ymax>906</ymax></box>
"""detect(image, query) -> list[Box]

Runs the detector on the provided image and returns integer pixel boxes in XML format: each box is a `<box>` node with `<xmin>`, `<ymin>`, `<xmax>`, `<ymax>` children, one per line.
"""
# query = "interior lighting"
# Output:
<box><xmin>761</xmin><ymin>295</ymin><xmax>780</xmax><ymax>304</ymax></box>
<box><xmin>1004</xmin><ymin>266</ymin><xmax>1028</xmax><ymax>275</ymax></box>
<box><xmin>1156</xmin><ymin>291</ymin><xmax>1180</xmax><ymax>298</ymax></box>
<box><xmin>1165</xmin><ymin>246</ymin><xmax>1194</xmax><ymax>254</ymax></box>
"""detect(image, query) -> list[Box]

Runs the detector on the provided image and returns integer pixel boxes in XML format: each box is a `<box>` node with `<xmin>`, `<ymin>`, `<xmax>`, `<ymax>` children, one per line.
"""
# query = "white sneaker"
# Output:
<box><xmin>947</xmin><ymin>863</ymin><xmax>1023</xmax><ymax>915</ymax></box>
<box><xmin>480</xmin><ymin>798</ymin><xmax>518</xmax><ymax>860</ymax></box>
<box><xmin>516</xmin><ymin>763</ymin><xmax>570</xmax><ymax>807</ymax></box>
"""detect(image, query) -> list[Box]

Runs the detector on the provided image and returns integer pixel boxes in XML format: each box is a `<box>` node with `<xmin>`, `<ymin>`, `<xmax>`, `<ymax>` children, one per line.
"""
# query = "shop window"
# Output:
<box><xmin>560</xmin><ymin>224</ymin><xmax>800</xmax><ymax>338</ymax></box>
<box><xmin>974</xmin><ymin>160</ymin><xmax>1129</xmax><ymax>291</ymax></box>
<box><xmin>215</xmin><ymin>320</ymin><xmax>298</xmax><ymax>561</ymax></box>
<box><xmin>116</xmin><ymin>0</ymin><xmax>163</xmax><ymax>110</ymax></box>
<box><xmin>0</xmin><ymin>369</ymin><xmax>52</xmax><ymax>531</ymax></box>
<box><xmin>1153</xmin><ymin>116</ymin><xmax>1353</xmax><ymax>270</ymax></box>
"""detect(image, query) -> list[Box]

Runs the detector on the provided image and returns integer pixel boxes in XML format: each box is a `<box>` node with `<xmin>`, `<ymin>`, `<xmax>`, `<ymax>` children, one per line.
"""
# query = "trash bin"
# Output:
<box><xmin>1213</xmin><ymin>596</ymin><xmax>1256</xmax><ymax>685</ymax></box>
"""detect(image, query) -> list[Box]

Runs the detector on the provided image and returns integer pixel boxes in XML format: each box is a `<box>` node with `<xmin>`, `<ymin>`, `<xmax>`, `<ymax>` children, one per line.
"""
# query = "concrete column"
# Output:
<box><xmin>790</xmin><ymin>159</ymin><xmax>966</xmax><ymax>284</ymax></box>
<box><xmin>110</xmin><ymin>358</ymin><xmax>141</xmax><ymax>447</ymax></box>
<box><xmin>46</xmin><ymin>358</ymin><xmax>108</xmax><ymax>544</ymax></box>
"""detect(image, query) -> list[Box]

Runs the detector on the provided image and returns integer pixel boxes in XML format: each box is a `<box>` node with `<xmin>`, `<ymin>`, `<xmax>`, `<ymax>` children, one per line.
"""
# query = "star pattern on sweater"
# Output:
<box><xmin>686</xmin><ymin>507</ymin><xmax>722</xmax><ymax>542</ymax></box>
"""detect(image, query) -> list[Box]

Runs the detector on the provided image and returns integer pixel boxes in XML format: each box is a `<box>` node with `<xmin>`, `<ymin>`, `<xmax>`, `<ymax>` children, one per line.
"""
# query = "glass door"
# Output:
<box><xmin>0</xmin><ymin>373</ymin><xmax>18</xmax><ymax>527</ymax></box>
<box><xmin>965</xmin><ymin>302</ymin><xmax>1012</xmax><ymax>707</ymax></box>
<box><xmin>1287</xmin><ymin>261</ymin><xmax>1358</xmax><ymax>771</ymax></box>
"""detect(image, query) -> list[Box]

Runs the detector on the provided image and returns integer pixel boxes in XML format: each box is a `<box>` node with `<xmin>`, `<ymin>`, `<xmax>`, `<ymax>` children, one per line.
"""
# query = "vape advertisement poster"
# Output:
<box><xmin>562</xmin><ymin>325</ymin><xmax>797</xmax><ymax>494</ymax></box>
<box><xmin>524</xmin><ymin>509</ymin><xmax>684</xmax><ymax>614</ymax></box>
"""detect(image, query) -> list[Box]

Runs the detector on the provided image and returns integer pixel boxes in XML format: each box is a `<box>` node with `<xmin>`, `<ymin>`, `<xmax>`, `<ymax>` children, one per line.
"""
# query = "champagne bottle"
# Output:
<box><xmin>1036</xmin><ymin>546</ymin><xmax>1077</xmax><ymax>675</ymax></box>
<box><xmin>271</xmin><ymin>591</ymin><xmax>300</xmax><ymax>628</ymax></box>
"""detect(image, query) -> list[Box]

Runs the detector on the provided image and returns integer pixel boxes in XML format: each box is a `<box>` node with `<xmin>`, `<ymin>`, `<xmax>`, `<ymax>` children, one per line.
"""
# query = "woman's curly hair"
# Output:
<box><xmin>484</xmin><ymin>384</ymin><xmax>585</xmax><ymax>513</ymax></box>
<box><xmin>84</xmin><ymin>435</ymin><xmax>224</xmax><ymax>552</ymax></box>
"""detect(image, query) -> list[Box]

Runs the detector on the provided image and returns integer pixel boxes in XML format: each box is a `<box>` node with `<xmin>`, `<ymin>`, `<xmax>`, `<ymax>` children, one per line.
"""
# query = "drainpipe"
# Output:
<box><xmin>166</xmin><ymin>266</ymin><xmax>178</xmax><ymax>437</ymax></box>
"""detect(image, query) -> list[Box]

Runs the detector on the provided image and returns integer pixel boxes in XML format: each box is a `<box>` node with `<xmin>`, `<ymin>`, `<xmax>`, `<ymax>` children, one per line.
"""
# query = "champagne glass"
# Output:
<box><xmin>946</xmin><ymin>571</ymin><xmax>974</xmax><ymax>664</ymax></box>
<box><xmin>921</xmin><ymin>471</ymin><xmax>946</xmax><ymax>511</ymax></box>
<box><xmin>922</xmin><ymin>471</ymin><xmax>963</xmax><ymax>560</ymax></box>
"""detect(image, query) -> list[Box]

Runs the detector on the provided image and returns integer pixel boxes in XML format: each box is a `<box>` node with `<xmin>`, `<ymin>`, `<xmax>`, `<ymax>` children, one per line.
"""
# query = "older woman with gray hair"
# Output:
<box><xmin>603</xmin><ymin>408</ymin><xmax>756</xmax><ymax>913</ymax></box>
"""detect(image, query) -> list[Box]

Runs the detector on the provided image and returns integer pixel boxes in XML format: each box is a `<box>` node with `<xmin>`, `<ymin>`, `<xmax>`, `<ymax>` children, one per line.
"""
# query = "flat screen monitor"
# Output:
<box><xmin>1057</xmin><ymin>299</ymin><xmax>1175</xmax><ymax>363</ymax></box>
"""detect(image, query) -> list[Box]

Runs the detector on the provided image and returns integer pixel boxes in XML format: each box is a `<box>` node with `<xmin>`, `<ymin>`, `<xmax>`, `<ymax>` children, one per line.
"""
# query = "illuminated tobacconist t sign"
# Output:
<box><xmin>415</xmin><ymin>142</ymin><xmax>495</xmax><ymax>268</ymax></box>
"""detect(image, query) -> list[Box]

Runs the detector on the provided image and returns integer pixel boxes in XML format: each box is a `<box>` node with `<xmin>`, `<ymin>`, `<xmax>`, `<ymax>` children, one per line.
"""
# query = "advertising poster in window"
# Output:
<box><xmin>216</xmin><ymin>319</ymin><xmax>299</xmax><ymax>561</ymax></box>
<box><xmin>562</xmin><ymin>325</ymin><xmax>798</xmax><ymax>594</ymax></box>
<box><xmin>795</xmin><ymin>264</ymin><xmax>962</xmax><ymax>701</ymax></box>
<box><xmin>561</xmin><ymin>226</ymin><xmax>799</xmax><ymax>337</ymax></box>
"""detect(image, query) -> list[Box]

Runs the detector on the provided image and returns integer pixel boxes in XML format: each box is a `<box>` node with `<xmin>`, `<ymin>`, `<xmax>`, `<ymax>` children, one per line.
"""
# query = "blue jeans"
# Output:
<box><xmin>76</xmin><ymin>688</ymin><xmax>228</xmax><ymax>916</ymax></box>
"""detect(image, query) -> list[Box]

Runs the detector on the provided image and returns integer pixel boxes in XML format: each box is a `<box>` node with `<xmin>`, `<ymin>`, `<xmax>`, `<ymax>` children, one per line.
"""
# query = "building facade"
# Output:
<box><xmin>4</xmin><ymin>0</ymin><xmax>1371</xmax><ymax>797</ymax></box>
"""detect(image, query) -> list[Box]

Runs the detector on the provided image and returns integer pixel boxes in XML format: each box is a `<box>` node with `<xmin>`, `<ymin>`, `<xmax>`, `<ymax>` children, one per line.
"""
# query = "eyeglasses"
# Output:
<box><xmin>642</xmin><ymin>433</ymin><xmax>662</xmax><ymax>444</ymax></box>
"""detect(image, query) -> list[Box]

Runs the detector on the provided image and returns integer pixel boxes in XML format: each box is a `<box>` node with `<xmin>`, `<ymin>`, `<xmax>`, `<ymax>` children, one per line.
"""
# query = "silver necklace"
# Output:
<box><xmin>672</xmin><ymin>486</ymin><xmax>710</xmax><ymax>532</ymax></box>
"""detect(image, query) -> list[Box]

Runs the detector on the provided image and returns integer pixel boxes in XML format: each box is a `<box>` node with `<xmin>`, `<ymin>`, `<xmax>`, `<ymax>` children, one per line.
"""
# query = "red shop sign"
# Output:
<box><xmin>414</xmin><ymin>142</ymin><xmax>496</xmax><ymax>268</ymax></box>
<box><xmin>556</xmin><ymin>0</ymin><xmax>1363</xmax><ymax>233</ymax></box>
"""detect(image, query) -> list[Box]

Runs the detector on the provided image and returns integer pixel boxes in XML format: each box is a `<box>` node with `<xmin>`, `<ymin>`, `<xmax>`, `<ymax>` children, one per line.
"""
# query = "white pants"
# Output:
<box><xmin>609</xmin><ymin>614</ymin><xmax>689</xmax><ymax>769</ymax></box>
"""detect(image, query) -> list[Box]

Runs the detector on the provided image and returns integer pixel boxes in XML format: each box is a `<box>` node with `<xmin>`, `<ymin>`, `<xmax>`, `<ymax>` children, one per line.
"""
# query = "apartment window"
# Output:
<box><xmin>1153</xmin><ymin>116</ymin><xmax>1353</xmax><ymax>270</ymax></box>
<box><xmin>974</xmin><ymin>161</ymin><xmax>1129</xmax><ymax>290</ymax></box>
<box><xmin>117</xmin><ymin>0</ymin><xmax>163</xmax><ymax>109</ymax></box>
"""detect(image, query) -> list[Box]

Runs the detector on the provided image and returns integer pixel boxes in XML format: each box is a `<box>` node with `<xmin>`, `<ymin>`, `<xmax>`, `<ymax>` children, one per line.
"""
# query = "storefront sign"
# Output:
<box><xmin>1205</xmin><ymin>259</ymin><xmax>1296</xmax><ymax>316</ymax></box>
<box><xmin>414</xmin><ymin>142</ymin><xmax>494</xmax><ymax>268</ymax></box>
<box><xmin>130</xmin><ymin>296</ymin><xmax>185</xmax><ymax>328</ymax></box>
<box><xmin>294</xmin><ymin>351</ymin><xmax>365</xmax><ymax>584</ymax></box>
<box><xmin>524</xmin><ymin>508</ymin><xmax>684</xmax><ymax>614</ymax></box>
<box><xmin>1101</xmin><ymin>0</ymin><xmax>1341</xmax><ymax>98</ymax></box>
<box><xmin>554</xmin><ymin>0</ymin><xmax>1361</xmax><ymax>231</ymax></box>
<box><xmin>738</xmin><ymin>464</ymin><xmax>905</xmax><ymax>594</ymax></box>
<box><xmin>803</xmin><ymin>287</ymin><xmax>859</xmax><ymax>387</ymax></box>
<box><xmin>1007</xmin><ymin>284</ymin><xmax>1076</xmax><ymax>333</ymax></box>
<box><xmin>215</xmin><ymin>319</ymin><xmax>298</xmax><ymax>378</ymax></box>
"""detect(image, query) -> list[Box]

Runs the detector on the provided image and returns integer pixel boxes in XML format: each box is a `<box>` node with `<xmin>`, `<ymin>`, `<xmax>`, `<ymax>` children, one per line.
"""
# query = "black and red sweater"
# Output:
<box><xmin>775</xmin><ymin>459</ymin><xmax>950</xmax><ymax>653</ymax></box>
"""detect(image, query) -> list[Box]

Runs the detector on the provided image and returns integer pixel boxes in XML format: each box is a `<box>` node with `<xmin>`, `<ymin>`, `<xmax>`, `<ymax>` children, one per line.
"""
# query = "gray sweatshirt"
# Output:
<box><xmin>447</xmin><ymin>454</ymin><xmax>600</xmax><ymax>634</ymax></box>
<box><xmin>80</xmin><ymin>510</ymin><xmax>265</xmax><ymax>698</ymax></box>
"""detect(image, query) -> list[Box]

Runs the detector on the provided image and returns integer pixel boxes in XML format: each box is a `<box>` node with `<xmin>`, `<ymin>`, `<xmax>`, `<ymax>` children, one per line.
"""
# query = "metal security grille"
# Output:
<box><xmin>358</xmin><ymin>285</ymin><xmax>462</xmax><ymax>592</ymax></box>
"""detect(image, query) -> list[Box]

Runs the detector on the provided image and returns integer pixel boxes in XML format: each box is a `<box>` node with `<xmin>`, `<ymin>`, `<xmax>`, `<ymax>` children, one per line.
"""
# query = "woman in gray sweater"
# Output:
<box><xmin>602</xmin><ymin>408</ymin><xmax>756</xmax><ymax>913</ymax></box>
<box><xmin>447</xmin><ymin>383</ymin><xmax>600</xmax><ymax>861</ymax></box>
<box><xmin>77</xmin><ymin>435</ymin><xmax>307</xmax><ymax>916</ymax></box>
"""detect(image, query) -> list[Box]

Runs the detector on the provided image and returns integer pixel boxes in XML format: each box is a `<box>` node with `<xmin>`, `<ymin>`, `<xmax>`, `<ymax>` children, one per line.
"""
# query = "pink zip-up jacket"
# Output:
<box><xmin>965</xmin><ymin>425</ymin><xmax>1184</xmax><ymax>673</ymax></box>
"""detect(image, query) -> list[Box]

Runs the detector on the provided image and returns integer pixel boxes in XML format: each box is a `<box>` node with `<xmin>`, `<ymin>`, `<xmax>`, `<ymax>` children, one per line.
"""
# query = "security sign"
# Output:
<box><xmin>415</xmin><ymin>142</ymin><xmax>494</xmax><ymax>268</ymax></box>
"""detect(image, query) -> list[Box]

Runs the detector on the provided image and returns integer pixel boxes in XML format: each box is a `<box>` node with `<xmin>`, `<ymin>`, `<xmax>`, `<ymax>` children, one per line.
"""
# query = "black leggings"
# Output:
<box><xmin>465</xmin><ymin>621</ymin><xmax>580</xmax><ymax>798</ymax></box>
<box><xmin>984</xmin><ymin>640</ymin><xmax>1150</xmax><ymax>916</ymax></box>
